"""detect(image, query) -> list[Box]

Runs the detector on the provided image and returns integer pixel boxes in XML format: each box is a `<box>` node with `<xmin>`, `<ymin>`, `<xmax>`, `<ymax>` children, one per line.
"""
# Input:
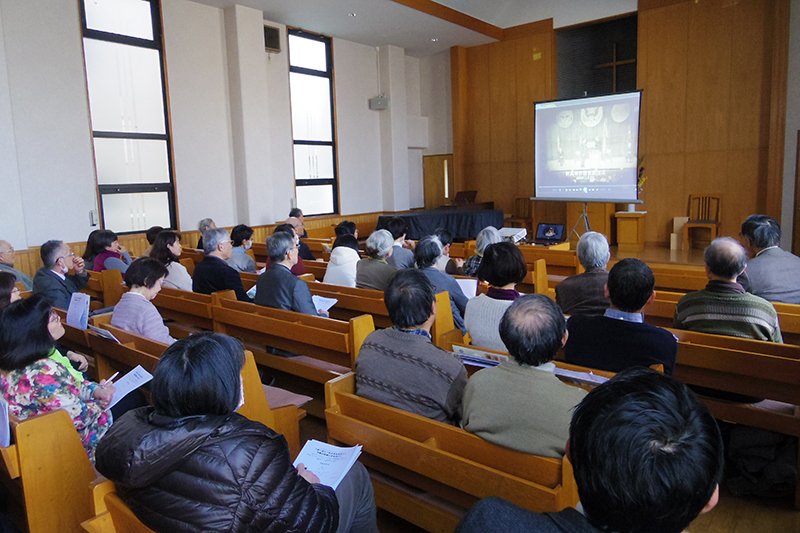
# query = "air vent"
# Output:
<box><xmin>264</xmin><ymin>25</ymin><xmax>280</xmax><ymax>53</ymax></box>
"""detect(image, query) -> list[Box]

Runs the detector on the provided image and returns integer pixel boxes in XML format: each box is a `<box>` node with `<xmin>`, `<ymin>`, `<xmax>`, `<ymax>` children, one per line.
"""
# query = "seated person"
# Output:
<box><xmin>356</xmin><ymin>269</ymin><xmax>467</xmax><ymax>424</ymax></box>
<box><xmin>738</xmin><ymin>214</ymin><xmax>800</xmax><ymax>304</ymax></box>
<box><xmin>142</xmin><ymin>226</ymin><xmax>164</xmax><ymax>257</ymax></box>
<box><xmin>675</xmin><ymin>237</ymin><xmax>782</xmax><ymax>343</ymax></box>
<box><xmin>149</xmin><ymin>230</ymin><xmax>193</xmax><ymax>291</ymax></box>
<box><xmin>255</xmin><ymin>231</ymin><xmax>327</xmax><ymax>316</ymax></box>
<box><xmin>195</xmin><ymin>217</ymin><xmax>216</xmax><ymax>250</ymax></box>
<box><xmin>335</xmin><ymin>220</ymin><xmax>358</xmax><ymax>239</ymax></box>
<box><xmin>0</xmin><ymin>240</ymin><xmax>33</xmax><ymax>290</ymax></box>
<box><xmin>564</xmin><ymin>258</ymin><xmax>677</xmax><ymax>374</ymax></box>
<box><xmin>323</xmin><ymin>234</ymin><xmax>360</xmax><ymax>287</ymax></box>
<box><xmin>555</xmin><ymin>231</ymin><xmax>610</xmax><ymax>316</ymax></box>
<box><xmin>464</xmin><ymin>242</ymin><xmax>526</xmax><ymax>351</ymax></box>
<box><xmin>455</xmin><ymin>369</ymin><xmax>723</xmax><ymax>533</ymax></box>
<box><xmin>0</xmin><ymin>295</ymin><xmax>114</xmax><ymax>462</ymax></box>
<box><xmin>415</xmin><ymin>236</ymin><xmax>469</xmax><ymax>334</ymax></box>
<box><xmin>192</xmin><ymin>228</ymin><xmax>252</xmax><ymax>302</ymax></box>
<box><xmin>463</xmin><ymin>226</ymin><xmax>502</xmax><ymax>277</ymax></box>
<box><xmin>289</xmin><ymin>207</ymin><xmax>309</xmax><ymax>238</ymax></box>
<box><xmin>33</xmin><ymin>239</ymin><xmax>90</xmax><ymax>310</ymax></box>
<box><xmin>262</xmin><ymin>224</ymin><xmax>306</xmax><ymax>275</ymax></box>
<box><xmin>287</xmin><ymin>217</ymin><xmax>316</xmax><ymax>260</ymax></box>
<box><xmin>385</xmin><ymin>217</ymin><xmax>415</xmax><ymax>269</ymax></box>
<box><xmin>83</xmin><ymin>229</ymin><xmax>133</xmax><ymax>275</ymax></box>
<box><xmin>356</xmin><ymin>229</ymin><xmax>397</xmax><ymax>291</ymax></box>
<box><xmin>462</xmin><ymin>294</ymin><xmax>587</xmax><ymax>458</ymax></box>
<box><xmin>226</xmin><ymin>224</ymin><xmax>257</xmax><ymax>273</ymax></box>
<box><xmin>433</xmin><ymin>228</ymin><xmax>465</xmax><ymax>275</ymax></box>
<box><xmin>96</xmin><ymin>332</ymin><xmax>378</xmax><ymax>533</ymax></box>
<box><xmin>111</xmin><ymin>258</ymin><xmax>176</xmax><ymax>345</ymax></box>
<box><xmin>0</xmin><ymin>271</ymin><xmax>21</xmax><ymax>312</ymax></box>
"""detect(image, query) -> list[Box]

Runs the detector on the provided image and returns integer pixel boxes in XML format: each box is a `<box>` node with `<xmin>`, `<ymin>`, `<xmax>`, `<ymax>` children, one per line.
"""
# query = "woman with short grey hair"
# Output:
<box><xmin>463</xmin><ymin>226</ymin><xmax>502</xmax><ymax>277</ymax></box>
<box><xmin>356</xmin><ymin>230</ymin><xmax>398</xmax><ymax>291</ymax></box>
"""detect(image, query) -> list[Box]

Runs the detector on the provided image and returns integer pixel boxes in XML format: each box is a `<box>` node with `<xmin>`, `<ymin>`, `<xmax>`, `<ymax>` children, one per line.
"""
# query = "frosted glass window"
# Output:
<box><xmin>94</xmin><ymin>138</ymin><xmax>169</xmax><ymax>185</ymax></box>
<box><xmin>84</xmin><ymin>0</ymin><xmax>154</xmax><ymax>40</ymax></box>
<box><xmin>289</xmin><ymin>73</ymin><xmax>332</xmax><ymax>142</ymax></box>
<box><xmin>296</xmin><ymin>185</ymin><xmax>335</xmax><ymax>216</ymax></box>
<box><xmin>294</xmin><ymin>145</ymin><xmax>334</xmax><ymax>180</ymax></box>
<box><xmin>101</xmin><ymin>192</ymin><xmax>171</xmax><ymax>232</ymax></box>
<box><xmin>84</xmin><ymin>39</ymin><xmax>165</xmax><ymax>134</ymax></box>
<box><xmin>288</xmin><ymin>34</ymin><xmax>327</xmax><ymax>71</ymax></box>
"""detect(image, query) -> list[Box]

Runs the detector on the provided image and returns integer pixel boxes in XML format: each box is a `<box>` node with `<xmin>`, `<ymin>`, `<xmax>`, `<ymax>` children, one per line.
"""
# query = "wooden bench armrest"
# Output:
<box><xmin>89</xmin><ymin>478</ymin><xmax>115</xmax><ymax>515</ymax></box>
<box><xmin>325</xmin><ymin>372</ymin><xmax>356</xmax><ymax>409</ymax></box>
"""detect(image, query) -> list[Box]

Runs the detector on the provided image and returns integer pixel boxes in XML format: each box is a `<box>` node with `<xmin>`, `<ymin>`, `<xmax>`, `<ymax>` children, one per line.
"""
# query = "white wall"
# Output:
<box><xmin>419</xmin><ymin>50</ymin><xmax>453</xmax><ymax>156</ymax></box>
<box><xmin>781</xmin><ymin>2</ymin><xmax>800</xmax><ymax>249</ymax></box>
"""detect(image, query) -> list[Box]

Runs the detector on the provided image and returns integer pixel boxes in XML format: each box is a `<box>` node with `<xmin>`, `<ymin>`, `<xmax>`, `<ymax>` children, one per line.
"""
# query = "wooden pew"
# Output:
<box><xmin>151</xmin><ymin>287</ymin><xmax>215</xmax><ymax>337</ymax></box>
<box><xmin>178</xmin><ymin>248</ymin><xmax>204</xmax><ymax>267</ymax></box>
<box><xmin>301</xmin><ymin>238</ymin><xmax>333</xmax><ymax>261</ymax></box>
<box><xmin>302</xmin><ymin>259</ymin><xmax>328</xmax><ymax>281</ymax></box>
<box><xmin>82</xmin><ymin>269</ymin><xmax>126</xmax><ymax>309</ymax></box>
<box><xmin>82</xmin><ymin>485</ymin><xmax>155</xmax><ymax>533</ymax></box>
<box><xmin>325</xmin><ymin>372</ymin><xmax>579</xmax><ymax>533</ymax></box>
<box><xmin>518</xmin><ymin>245</ymin><xmax>584</xmax><ymax>277</ymax></box>
<box><xmin>301</xmin><ymin>280</ymin><xmax>392</xmax><ymax>329</ymax></box>
<box><xmin>179</xmin><ymin>257</ymin><xmax>195</xmax><ymax>276</ymax></box>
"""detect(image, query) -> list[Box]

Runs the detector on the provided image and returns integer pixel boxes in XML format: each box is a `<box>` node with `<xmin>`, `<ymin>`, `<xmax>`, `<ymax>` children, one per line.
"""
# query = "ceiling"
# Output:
<box><xmin>191</xmin><ymin>0</ymin><xmax>637</xmax><ymax>57</ymax></box>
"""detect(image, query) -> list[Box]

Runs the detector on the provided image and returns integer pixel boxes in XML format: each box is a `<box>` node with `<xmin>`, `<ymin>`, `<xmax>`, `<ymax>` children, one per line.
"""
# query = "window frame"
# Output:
<box><xmin>287</xmin><ymin>28</ymin><xmax>340</xmax><ymax>216</ymax></box>
<box><xmin>79</xmin><ymin>0</ymin><xmax>178</xmax><ymax>234</ymax></box>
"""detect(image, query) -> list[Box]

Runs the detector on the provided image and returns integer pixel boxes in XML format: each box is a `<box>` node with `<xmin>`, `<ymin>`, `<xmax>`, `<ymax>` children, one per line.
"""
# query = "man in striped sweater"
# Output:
<box><xmin>674</xmin><ymin>237</ymin><xmax>782</xmax><ymax>343</ymax></box>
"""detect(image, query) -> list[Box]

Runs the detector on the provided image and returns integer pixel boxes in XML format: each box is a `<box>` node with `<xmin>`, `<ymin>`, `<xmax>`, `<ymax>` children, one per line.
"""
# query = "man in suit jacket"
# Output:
<box><xmin>0</xmin><ymin>240</ymin><xmax>33</xmax><ymax>290</ymax></box>
<box><xmin>555</xmin><ymin>231</ymin><xmax>610</xmax><ymax>316</ymax></box>
<box><xmin>192</xmin><ymin>228</ymin><xmax>252</xmax><ymax>302</ymax></box>
<box><xmin>255</xmin><ymin>231</ymin><xmax>327</xmax><ymax>316</ymax></box>
<box><xmin>32</xmin><ymin>240</ymin><xmax>90</xmax><ymax>310</ymax></box>
<box><xmin>738</xmin><ymin>214</ymin><xmax>800</xmax><ymax>304</ymax></box>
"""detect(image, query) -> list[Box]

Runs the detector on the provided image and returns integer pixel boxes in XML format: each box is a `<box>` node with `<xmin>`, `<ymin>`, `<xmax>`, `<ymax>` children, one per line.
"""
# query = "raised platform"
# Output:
<box><xmin>609</xmin><ymin>244</ymin><xmax>707</xmax><ymax>269</ymax></box>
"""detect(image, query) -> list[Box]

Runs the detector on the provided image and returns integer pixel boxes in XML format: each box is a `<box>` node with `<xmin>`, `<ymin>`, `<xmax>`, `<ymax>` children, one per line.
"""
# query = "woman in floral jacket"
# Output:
<box><xmin>0</xmin><ymin>295</ymin><xmax>115</xmax><ymax>462</ymax></box>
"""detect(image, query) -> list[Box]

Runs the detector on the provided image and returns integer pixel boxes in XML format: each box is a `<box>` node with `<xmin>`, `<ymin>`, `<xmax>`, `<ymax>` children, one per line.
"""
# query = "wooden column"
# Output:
<box><xmin>450</xmin><ymin>46</ymin><xmax>468</xmax><ymax>195</ymax></box>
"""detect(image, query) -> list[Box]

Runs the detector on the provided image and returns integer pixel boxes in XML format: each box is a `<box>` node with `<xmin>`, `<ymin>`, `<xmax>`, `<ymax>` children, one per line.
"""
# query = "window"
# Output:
<box><xmin>80</xmin><ymin>0</ymin><xmax>176</xmax><ymax>233</ymax></box>
<box><xmin>288</xmin><ymin>29</ymin><xmax>338</xmax><ymax>216</ymax></box>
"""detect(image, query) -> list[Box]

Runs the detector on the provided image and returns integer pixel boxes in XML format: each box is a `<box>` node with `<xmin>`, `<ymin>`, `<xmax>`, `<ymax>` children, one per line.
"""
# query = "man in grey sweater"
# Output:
<box><xmin>355</xmin><ymin>269</ymin><xmax>468</xmax><ymax>425</ymax></box>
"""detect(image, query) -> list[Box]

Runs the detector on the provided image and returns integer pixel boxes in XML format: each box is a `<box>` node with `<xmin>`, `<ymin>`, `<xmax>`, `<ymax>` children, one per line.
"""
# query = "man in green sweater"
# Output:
<box><xmin>674</xmin><ymin>237</ymin><xmax>782</xmax><ymax>343</ymax></box>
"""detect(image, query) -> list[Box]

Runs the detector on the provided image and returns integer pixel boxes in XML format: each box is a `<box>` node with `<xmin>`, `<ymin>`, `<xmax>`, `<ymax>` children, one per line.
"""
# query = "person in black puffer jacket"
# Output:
<box><xmin>96</xmin><ymin>333</ymin><xmax>377</xmax><ymax>533</ymax></box>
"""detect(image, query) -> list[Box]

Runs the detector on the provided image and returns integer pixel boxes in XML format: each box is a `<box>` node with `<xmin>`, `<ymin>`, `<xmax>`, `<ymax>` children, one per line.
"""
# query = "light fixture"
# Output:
<box><xmin>431</xmin><ymin>38</ymin><xmax>438</xmax><ymax>42</ymax></box>
<box><xmin>348</xmin><ymin>12</ymin><xmax>356</xmax><ymax>16</ymax></box>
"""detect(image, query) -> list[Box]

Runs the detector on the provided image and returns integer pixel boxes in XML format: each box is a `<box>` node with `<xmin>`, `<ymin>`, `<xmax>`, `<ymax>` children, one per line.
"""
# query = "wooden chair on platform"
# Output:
<box><xmin>506</xmin><ymin>197</ymin><xmax>534</xmax><ymax>234</ymax></box>
<box><xmin>683</xmin><ymin>194</ymin><xmax>721</xmax><ymax>250</ymax></box>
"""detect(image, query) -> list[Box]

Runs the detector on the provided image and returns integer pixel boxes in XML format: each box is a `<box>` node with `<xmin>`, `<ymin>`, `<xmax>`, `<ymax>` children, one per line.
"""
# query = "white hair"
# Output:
<box><xmin>576</xmin><ymin>232</ymin><xmax>610</xmax><ymax>269</ymax></box>
<box><xmin>475</xmin><ymin>226</ymin><xmax>502</xmax><ymax>256</ymax></box>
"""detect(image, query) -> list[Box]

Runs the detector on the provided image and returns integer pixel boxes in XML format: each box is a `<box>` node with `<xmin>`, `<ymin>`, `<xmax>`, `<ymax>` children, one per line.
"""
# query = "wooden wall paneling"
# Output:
<box><xmin>766</xmin><ymin>0</ymin><xmax>790</xmax><ymax>219</ymax></box>
<box><xmin>465</xmin><ymin>44</ymin><xmax>491</xmax><ymax>197</ymax></box>
<box><xmin>488</xmin><ymin>39</ymin><xmax>518</xmax><ymax>212</ymax></box>
<box><xmin>684</xmin><ymin>151</ymin><xmax>730</xmax><ymax>245</ymax></box>
<box><xmin>642</xmin><ymin>153</ymin><xmax>687</xmax><ymax>245</ymax></box>
<box><xmin>638</xmin><ymin>0</ymin><xmax>688</xmax><ymax>11</ymax></box>
<box><xmin>502</xmin><ymin>18</ymin><xmax>553</xmax><ymax>42</ymax></box>
<box><xmin>727</xmin><ymin>147</ymin><xmax>770</xmax><ymax>230</ymax></box>
<box><xmin>451</xmin><ymin>46</ymin><xmax>469</xmax><ymax>194</ymax></box>
<box><xmin>566</xmin><ymin>203</ymin><xmax>615</xmax><ymax>246</ymax></box>
<box><xmin>464</xmin><ymin>163</ymin><xmax>493</xmax><ymax>201</ymax></box>
<box><xmin>532</xmin><ymin>201</ymin><xmax>567</xmax><ymax>229</ymax></box>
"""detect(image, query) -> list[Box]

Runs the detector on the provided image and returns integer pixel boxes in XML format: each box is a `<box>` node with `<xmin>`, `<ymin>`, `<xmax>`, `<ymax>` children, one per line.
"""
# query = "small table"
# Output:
<box><xmin>615</xmin><ymin>211</ymin><xmax>646</xmax><ymax>252</ymax></box>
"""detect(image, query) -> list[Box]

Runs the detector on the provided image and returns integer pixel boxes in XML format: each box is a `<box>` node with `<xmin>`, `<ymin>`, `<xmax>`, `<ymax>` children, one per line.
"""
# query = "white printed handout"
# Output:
<box><xmin>457</xmin><ymin>279</ymin><xmax>478</xmax><ymax>300</ymax></box>
<box><xmin>0</xmin><ymin>397</ymin><xmax>9</xmax><ymax>448</ymax></box>
<box><xmin>106</xmin><ymin>365</ymin><xmax>153</xmax><ymax>411</ymax></box>
<box><xmin>292</xmin><ymin>439</ymin><xmax>362</xmax><ymax>489</ymax></box>
<box><xmin>88</xmin><ymin>325</ymin><xmax>121</xmax><ymax>344</ymax></box>
<box><xmin>66</xmin><ymin>292</ymin><xmax>91</xmax><ymax>330</ymax></box>
<box><xmin>312</xmin><ymin>295</ymin><xmax>338</xmax><ymax>313</ymax></box>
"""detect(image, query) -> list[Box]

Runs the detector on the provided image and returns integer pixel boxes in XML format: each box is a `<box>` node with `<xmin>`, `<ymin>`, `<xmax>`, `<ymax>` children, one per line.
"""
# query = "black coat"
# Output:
<box><xmin>192</xmin><ymin>255</ymin><xmax>252</xmax><ymax>302</ymax></box>
<box><xmin>96</xmin><ymin>408</ymin><xmax>338</xmax><ymax>533</ymax></box>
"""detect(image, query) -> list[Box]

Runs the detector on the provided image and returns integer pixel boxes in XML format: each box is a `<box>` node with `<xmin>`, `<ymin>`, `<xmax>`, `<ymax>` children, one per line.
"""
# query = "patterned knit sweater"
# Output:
<box><xmin>673</xmin><ymin>285</ymin><xmax>782</xmax><ymax>343</ymax></box>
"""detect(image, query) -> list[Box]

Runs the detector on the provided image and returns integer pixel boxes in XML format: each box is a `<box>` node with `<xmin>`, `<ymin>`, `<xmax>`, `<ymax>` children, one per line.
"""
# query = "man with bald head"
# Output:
<box><xmin>0</xmin><ymin>240</ymin><xmax>33</xmax><ymax>290</ymax></box>
<box><xmin>674</xmin><ymin>237</ymin><xmax>782</xmax><ymax>343</ymax></box>
<box><xmin>286</xmin><ymin>216</ymin><xmax>316</xmax><ymax>261</ymax></box>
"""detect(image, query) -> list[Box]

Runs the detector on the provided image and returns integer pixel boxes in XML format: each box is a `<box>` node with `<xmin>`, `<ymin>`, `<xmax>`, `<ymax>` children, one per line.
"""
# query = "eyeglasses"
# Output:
<box><xmin>49</xmin><ymin>309</ymin><xmax>60</xmax><ymax>323</ymax></box>
<box><xmin>0</xmin><ymin>247</ymin><xmax>14</xmax><ymax>254</ymax></box>
<box><xmin>58</xmin><ymin>251</ymin><xmax>75</xmax><ymax>261</ymax></box>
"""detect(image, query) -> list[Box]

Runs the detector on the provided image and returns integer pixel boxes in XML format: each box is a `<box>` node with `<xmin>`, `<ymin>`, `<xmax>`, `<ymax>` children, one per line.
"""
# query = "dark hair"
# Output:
<box><xmin>0</xmin><ymin>272</ymin><xmax>16</xmax><ymax>313</ymax></box>
<box><xmin>0</xmin><ymin>294</ymin><xmax>56</xmax><ymax>371</ymax></box>
<box><xmin>41</xmin><ymin>240</ymin><xmax>66</xmax><ymax>269</ymax></box>
<box><xmin>433</xmin><ymin>228</ymin><xmax>454</xmax><ymax>247</ymax></box>
<box><xmin>273</xmin><ymin>223</ymin><xmax>295</xmax><ymax>236</ymax></box>
<box><xmin>151</xmin><ymin>332</ymin><xmax>245</xmax><ymax>418</ymax></box>
<box><xmin>83</xmin><ymin>230</ymin><xmax>118</xmax><ymax>262</ymax></box>
<box><xmin>476</xmin><ymin>242</ymin><xmax>527</xmax><ymax>286</ymax></box>
<box><xmin>384</xmin><ymin>269</ymin><xmax>435</xmax><ymax>329</ymax></box>
<box><xmin>150</xmin><ymin>231</ymin><xmax>182</xmax><ymax>266</ymax></box>
<box><xmin>741</xmin><ymin>214</ymin><xmax>781</xmax><ymax>250</ymax></box>
<box><xmin>704</xmin><ymin>237</ymin><xmax>747</xmax><ymax>280</ymax></box>
<box><xmin>124</xmin><ymin>257</ymin><xmax>169</xmax><ymax>289</ymax></box>
<box><xmin>145</xmin><ymin>226</ymin><xmax>165</xmax><ymax>245</ymax></box>
<box><xmin>289</xmin><ymin>207</ymin><xmax>303</xmax><ymax>218</ymax></box>
<box><xmin>230</xmin><ymin>224</ymin><xmax>254</xmax><ymax>247</ymax></box>
<box><xmin>335</xmin><ymin>221</ymin><xmax>357</xmax><ymax>237</ymax></box>
<box><xmin>607</xmin><ymin>258</ymin><xmax>655</xmax><ymax>312</ymax></box>
<box><xmin>82</xmin><ymin>230</ymin><xmax>101</xmax><ymax>261</ymax></box>
<box><xmin>386</xmin><ymin>217</ymin><xmax>408</xmax><ymax>241</ymax></box>
<box><xmin>499</xmin><ymin>294</ymin><xmax>565</xmax><ymax>366</ymax></box>
<box><xmin>570</xmin><ymin>368</ymin><xmax>723</xmax><ymax>533</ymax></box>
<box><xmin>333</xmin><ymin>234</ymin><xmax>360</xmax><ymax>253</ymax></box>
<box><xmin>413</xmin><ymin>236</ymin><xmax>442</xmax><ymax>269</ymax></box>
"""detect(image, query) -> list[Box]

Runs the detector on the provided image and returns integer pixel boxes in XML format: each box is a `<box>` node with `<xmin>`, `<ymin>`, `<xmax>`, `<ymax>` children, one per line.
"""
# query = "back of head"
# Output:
<box><xmin>332</xmin><ymin>234</ymin><xmax>360</xmax><ymax>253</ymax></box>
<box><xmin>414</xmin><ymin>236</ymin><xmax>443</xmax><ymax>269</ymax></box>
<box><xmin>266</xmin><ymin>231</ymin><xmax>295</xmax><ymax>262</ymax></box>
<box><xmin>0</xmin><ymin>294</ymin><xmax>54</xmax><ymax>371</ymax></box>
<box><xmin>202</xmin><ymin>228</ymin><xmax>230</xmax><ymax>255</ymax></box>
<box><xmin>577</xmin><ymin>231</ymin><xmax>610</xmax><ymax>269</ymax></box>
<box><xmin>570</xmin><ymin>368</ymin><xmax>723</xmax><ymax>533</ymax></box>
<box><xmin>475</xmin><ymin>226</ymin><xmax>502</xmax><ymax>256</ymax></box>
<box><xmin>607</xmin><ymin>258</ymin><xmax>655</xmax><ymax>312</ymax></box>
<box><xmin>289</xmin><ymin>207</ymin><xmax>303</xmax><ymax>219</ymax></box>
<box><xmin>365</xmin><ymin>229</ymin><xmax>393</xmax><ymax>259</ymax></box>
<box><xmin>704</xmin><ymin>237</ymin><xmax>747</xmax><ymax>280</ymax></box>
<box><xmin>151</xmin><ymin>332</ymin><xmax>245</xmax><ymax>418</ymax></box>
<box><xmin>145</xmin><ymin>226</ymin><xmax>165</xmax><ymax>246</ymax></box>
<box><xmin>150</xmin><ymin>231</ymin><xmax>181</xmax><ymax>265</ymax></box>
<box><xmin>499</xmin><ymin>294</ymin><xmax>565</xmax><ymax>366</ymax></box>
<box><xmin>82</xmin><ymin>230</ymin><xmax>101</xmax><ymax>261</ymax></box>
<box><xmin>335</xmin><ymin>221</ymin><xmax>357</xmax><ymax>237</ymax></box>
<box><xmin>386</xmin><ymin>217</ymin><xmax>408</xmax><ymax>241</ymax></box>
<box><xmin>125</xmin><ymin>257</ymin><xmax>168</xmax><ymax>289</ymax></box>
<box><xmin>41</xmin><ymin>240</ymin><xmax>65</xmax><ymax>269</ymax></box>
<box><xmin>0</xmin><ymin>272</ymin><xmax>17</xmax><ymax>313</ymax></box>
<box><xmin>741</xmin><ymin>214</ymin><xmax>780</xmax><ymax>250</ymax></box>
<box><xmin>230</xmin><ymin>224</ymin><xmax>254</xmax><ymax>247</ymax></box>
<box><xmin>197</xmin><ymin>218</ymin><xmax>215</xmax><ymax>232</ymax></box>
<box><xmin>273</xmin><ymin>223</ymin><xmax>295</xmax><ymax>236</ymax></box>
<box><xmin>433</xmin><ymin>228</ymin><xmax>454</xmax><ymax>248</ymax></box>
<box><xmin>476</xmin><ymin>242</ymin><xmax>527</xmax><ymax>286</ymax></box>
<box><xmin>384</xmin><ymin>269</ymin><xmax>434</xmax><ymax>329</ymax></box>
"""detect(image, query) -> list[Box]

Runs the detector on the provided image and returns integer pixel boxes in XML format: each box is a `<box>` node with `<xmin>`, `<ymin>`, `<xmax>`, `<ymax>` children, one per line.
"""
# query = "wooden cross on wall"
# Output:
<box><xmin>595</xmin><ymin>43</ymin><xmax>636</xmax><ymax>93</ymax></box>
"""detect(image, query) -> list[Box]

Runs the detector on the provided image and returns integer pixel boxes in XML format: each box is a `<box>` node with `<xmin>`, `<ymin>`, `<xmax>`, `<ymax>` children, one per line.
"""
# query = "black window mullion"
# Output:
<box><xmin>93</xmin><ymin>131</ymin><xmax>168</xmax><ymax>140</ymax></box>
<box><xmin>293</xmin><ymin>139</ymin><xmax>334</xmax><ymax>146</ymax></box>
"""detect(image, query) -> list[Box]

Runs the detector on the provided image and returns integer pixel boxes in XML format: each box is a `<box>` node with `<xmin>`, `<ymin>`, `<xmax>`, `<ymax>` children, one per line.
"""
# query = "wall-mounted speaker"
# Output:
<box><xmin>264</xmin><ymin>25</ymin><xmax>281</xmax><ymax>53</ymax></box>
